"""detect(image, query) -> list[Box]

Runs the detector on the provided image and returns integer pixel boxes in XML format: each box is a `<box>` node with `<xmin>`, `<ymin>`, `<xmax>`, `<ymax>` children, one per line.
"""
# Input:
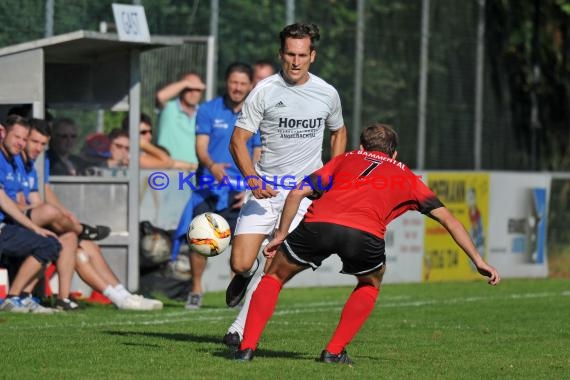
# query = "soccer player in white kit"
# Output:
<box><xmin>223</xmin><ymin>23</ymin><xmax>348</xmax><ymax>347</ymax></box>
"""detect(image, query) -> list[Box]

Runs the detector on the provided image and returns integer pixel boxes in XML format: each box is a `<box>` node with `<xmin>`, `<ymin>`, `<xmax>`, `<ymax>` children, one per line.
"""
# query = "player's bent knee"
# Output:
<box><xmin>230</xmin><ymin>260</ymin><xmax>254</xmax><ymax>275</ymax></box>
<box><xmin>76</xmin><ymin>249</ymin><xmax>90</xmax><ymax>264</ymax></box>
<box><xmin>229</xmin><ymin>250</ymin><xmax>260</xmax><ymax>274</ymax></box>
<box><xmin>44</xmin><ymin>203</ymin><xmax>63</xmax><ymax>220</ymax></box>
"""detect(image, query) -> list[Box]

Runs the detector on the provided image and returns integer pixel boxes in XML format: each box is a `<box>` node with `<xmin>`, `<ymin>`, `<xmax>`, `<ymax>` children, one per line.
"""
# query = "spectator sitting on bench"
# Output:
<box><xmin>20</xmin><ymin>118</ymin><xmax>162</xmax><ymax>310</ymax></box>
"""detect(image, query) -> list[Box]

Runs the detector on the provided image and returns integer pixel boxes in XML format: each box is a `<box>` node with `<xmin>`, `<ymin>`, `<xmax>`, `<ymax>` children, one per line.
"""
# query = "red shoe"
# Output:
<box><xmin>87</xmin><ymin>290</ymin><xmax>112</xmax><ymax>304</ymax></box>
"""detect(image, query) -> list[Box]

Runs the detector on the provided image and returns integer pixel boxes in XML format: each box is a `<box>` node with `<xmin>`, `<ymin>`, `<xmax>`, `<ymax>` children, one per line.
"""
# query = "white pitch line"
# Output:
<box><xmin>5</xmin><ymin>290</ymin><xmax>568</xmax><ymax>331</ymax></box>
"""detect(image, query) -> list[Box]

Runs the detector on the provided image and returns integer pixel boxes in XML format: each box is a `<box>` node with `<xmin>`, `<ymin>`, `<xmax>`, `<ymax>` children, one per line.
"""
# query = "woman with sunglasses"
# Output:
<box><xmin>122</xmin><ymin>113</ymin><xmax>197</xmax><ymax>171</ymax></box>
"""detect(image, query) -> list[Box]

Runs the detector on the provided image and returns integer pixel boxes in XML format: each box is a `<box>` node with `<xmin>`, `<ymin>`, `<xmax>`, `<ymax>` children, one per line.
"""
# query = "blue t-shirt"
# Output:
<box><xmin>0</xmin><ymin>150</ymin><xmax>23</xmax><ymax>202</ymax></box>
<box><xmin>0</xmin><ymin>173</ymin><xmax>7</xmax><ymax>222</ymax></box>
<box><xmin>45</xmin><ymin>156</ymin><xmax>51</xmax><ymax>184</ymax></box>
<box><xmin>195</xmin><ymin>96</ymin><xmax>261</xmax><ymax>184</ymax></box>
<box><xmin>16</xmin><ymin>155</ymin><xmax>38</xmax><ymax>202</ymax></box>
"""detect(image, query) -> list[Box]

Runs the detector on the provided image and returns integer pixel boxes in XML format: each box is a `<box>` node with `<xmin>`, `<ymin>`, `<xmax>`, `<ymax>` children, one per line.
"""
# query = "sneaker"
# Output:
<box><xmin>0</xmin><ymin>296</ymin><xmax>29</xmax><ymax>313</ymax></box>
<box><xmin>21</xmin><ymin>296</ymin><xmax>57</xmax><ymax>314</ymax></box>
<box><xmin>79</xmin><ymin>224</ymin><xmax>111</xmax><ymax>241</ymax></box>
<box><xmin>185</xmin><ymin>293</ymin><xmax>202</xmax><ymax>310</ymax></box>
<box><xmin>222</xmin><ymin>332</ymin><xmax>241</xmax><ymax>348</ymax></box>
<box><xmin>226</xmin><ymin>274</ymin><xmax>254</xmax><ymax>308</ymax></box>
<box><xmin>56</xmin><ymin>297</ymin><xmax>80</xmax><ymax>311</ymax></box>
<box><xmin>120</xmin><ymin>295</ymin><xmax>163</xmax><ymax>310</ymax></box>
<box><xmin>319</xmin><ymin>349</ymin><xmax>354</xmax><ymax>366</ymax></box>
<box><xmin>134</xmin><ymin>295</ymin><xmax>163</xmax><ymax>310</ymax></box>
<box><xmin>234</xmin><ymin>348</ymin><xmax>254</xmax><ymax>361</ymax></box>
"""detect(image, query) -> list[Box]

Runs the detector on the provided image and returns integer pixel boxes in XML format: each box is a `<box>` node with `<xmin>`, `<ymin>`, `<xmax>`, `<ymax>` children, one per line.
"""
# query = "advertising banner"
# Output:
<box><xmin>423</xmin><ymin>173</ymin><xmax>490</xmax><ymax>282</ymax></box>
<box><xmin>487</xmin><ymin>173</ymin><xmax>549</xmax><ymax>277</ymax></box>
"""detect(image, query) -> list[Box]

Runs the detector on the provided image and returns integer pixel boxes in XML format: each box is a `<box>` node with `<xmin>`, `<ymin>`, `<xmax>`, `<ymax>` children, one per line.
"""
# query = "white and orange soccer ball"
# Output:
<box><xmin>187</xmin><ymin>212</ymin><xmax>231</xmax><ymax>257</ymax></box>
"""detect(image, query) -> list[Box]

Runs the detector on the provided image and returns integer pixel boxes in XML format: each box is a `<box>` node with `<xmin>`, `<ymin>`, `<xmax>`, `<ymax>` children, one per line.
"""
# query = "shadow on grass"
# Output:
<box><xmin>211</xmin><ymin>347</ymin><xmax>307</xmax><ymax>361</ymax></box>
<box><xmin>104</xmin><ymin>330</ymin><xmax>307</xmax><ymax>360</ymax></box>
<box><xmin>104</xmin><ymin>330</ymin><xmax>222</xmax><ymax>345</ymax></box>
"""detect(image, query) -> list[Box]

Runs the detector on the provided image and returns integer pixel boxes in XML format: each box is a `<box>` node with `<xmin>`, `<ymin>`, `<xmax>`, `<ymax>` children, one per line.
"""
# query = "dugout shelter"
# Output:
<box><xmin>0</xmin><ymin>30</ymin><xmax>215</xmax><ymax>290</ymax></box>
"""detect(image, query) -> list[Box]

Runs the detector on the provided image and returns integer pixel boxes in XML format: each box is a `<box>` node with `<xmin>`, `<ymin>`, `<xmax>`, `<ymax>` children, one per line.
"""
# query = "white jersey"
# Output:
<box><xmin>236</xmin><ymin>72</ymin><xmax>344</xmax><ymax>184</ymax></box>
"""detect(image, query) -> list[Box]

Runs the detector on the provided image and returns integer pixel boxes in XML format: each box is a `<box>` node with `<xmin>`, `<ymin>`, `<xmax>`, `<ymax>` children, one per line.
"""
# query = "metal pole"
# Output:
<box><xmin>286</xmin><ymin>0</ymin><xmax>295</xmax><ymax>25</ymax></box>
<box><xmin>474</xmin><ymin>0</ymin><xmax>486</xmax><ymax>170</ymax></box>
<box><xmin>45</xmin><ymin>0</ymin><xmax>54</xmax><ymax>37</ymax></box>
<box><xmin>352</xmin><ymin>0</ymin><xmax>365</xmax><ymax>149</ymax></box>
<box><xmin>210</xmin><ymin>0</ymin><xmax>219</xmax><ymax>93</ymax></box>
<box><xmin>205</xmin><ymin>36</ymin><xmax>216</xmax><ymax>101</ymax></box>
<box><xmin>127</xmin><ymin>50</ymin><xmax>141</xmax><ymax>291</ymax></box>
<box><xmin>416</xmin><ymin>0</ymin><xmax>430</xmax><ymax>170</ymax></box>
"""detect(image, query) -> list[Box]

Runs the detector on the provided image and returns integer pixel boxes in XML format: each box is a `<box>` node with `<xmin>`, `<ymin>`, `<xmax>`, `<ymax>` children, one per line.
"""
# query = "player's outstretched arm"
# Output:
<box><xmin>429</xmin><ymin>207</ymin><xmax>500</xmax><ymax>285</ymax></box>
<box><xmin>264</xmin><ymin>184</ymin><xmax>314</xmax><ymax>258</ymax></box>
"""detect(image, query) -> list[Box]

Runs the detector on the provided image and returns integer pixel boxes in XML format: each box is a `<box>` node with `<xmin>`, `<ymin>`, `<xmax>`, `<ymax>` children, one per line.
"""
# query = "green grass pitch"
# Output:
<box><xmin>1</xmin><ymin>278</ymin><xmax>569</xmax><ymax>379</ymax></box>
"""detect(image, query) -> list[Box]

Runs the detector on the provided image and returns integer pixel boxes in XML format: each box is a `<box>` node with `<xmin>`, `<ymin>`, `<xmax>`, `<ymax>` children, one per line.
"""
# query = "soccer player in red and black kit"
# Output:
<box><xmin>233</xmin><ymin>123</ymin><xmax>500</xmax><ymax>363</ymax></box>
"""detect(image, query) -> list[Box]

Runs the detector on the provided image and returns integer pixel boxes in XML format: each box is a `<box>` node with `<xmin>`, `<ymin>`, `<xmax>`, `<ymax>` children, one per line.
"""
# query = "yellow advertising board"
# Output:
<box><xmin>423</xmin><ymin>173</ymin><xmax>489</xmax><ymax>282</ymax></box>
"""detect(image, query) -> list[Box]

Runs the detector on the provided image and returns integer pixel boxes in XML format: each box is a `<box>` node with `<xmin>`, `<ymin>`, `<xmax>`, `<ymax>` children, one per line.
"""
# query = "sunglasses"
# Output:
<box><xmin>112</xmin><ymin>142</ymin><xmax>130</xmax><ymax>151</ymax></box>
<box><xmin>57</xmin><ymin>134</ymin><xmax>77</xmax><ymax>139</ymax></box>
<box><xmin>140</xmin><ymin>129</ymin><xmax>152</xmax><ymax>136</ymax></box>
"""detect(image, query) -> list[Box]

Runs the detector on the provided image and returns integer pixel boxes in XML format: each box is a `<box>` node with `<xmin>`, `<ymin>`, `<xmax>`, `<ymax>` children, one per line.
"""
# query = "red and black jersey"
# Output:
<box><xmin>303</xmin><ymin>150</ymin><xmax>443</xmax><ymax>239</ymax></box>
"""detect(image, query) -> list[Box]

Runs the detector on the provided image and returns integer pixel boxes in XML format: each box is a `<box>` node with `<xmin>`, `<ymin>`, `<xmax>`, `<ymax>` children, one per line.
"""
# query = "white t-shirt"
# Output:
<box><xmin>236</xmin><ymin>72</ymin><xmax>344</xmax><ymax>184</ymax></box>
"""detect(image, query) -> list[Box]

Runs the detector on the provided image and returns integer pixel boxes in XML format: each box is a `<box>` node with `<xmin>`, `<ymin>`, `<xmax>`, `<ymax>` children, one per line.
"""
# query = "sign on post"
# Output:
<box><xmin>112</xmin><ymin>4</ymin><xmax>151</xmax><ymax>43</ymax></box>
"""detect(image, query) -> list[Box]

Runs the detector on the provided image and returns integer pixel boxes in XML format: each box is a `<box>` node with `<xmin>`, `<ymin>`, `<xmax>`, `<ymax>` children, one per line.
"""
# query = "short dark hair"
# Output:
<box><xmin>360</xmin><ymin>123</ymin><xmax>399</xmax><ymax>156</ymax></box>
<box><xmin>122</xmin><ymin>113</ymin><xmax>152</xmax><ymax>131</ymax></box>
<box><xmin>29</xmin><ymin>118</ymin><xmax>52</xmax><ymax>137</ymax></box>
<box><xmin>108</xmin><ymin>128</ymin><xmax>129</xmax><ymax>142</ymax></box>
<box><xmin>279</xmin><ymin>23</ymin><xmax>320</xmax><ymax>51</ymax></box>
<box><xmin>225</xmin><ymin>62</ymin><xmax>253</xmax><ymax>82</ymax></box>
<box><xmin>4</xmin><ymin>114</ymin><xmax>30</xmax><ymax>132</ymax></box>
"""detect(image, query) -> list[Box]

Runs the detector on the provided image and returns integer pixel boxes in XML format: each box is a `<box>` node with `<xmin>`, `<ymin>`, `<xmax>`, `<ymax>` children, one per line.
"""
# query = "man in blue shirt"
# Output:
<box><xmin>172</xmin><ymin>62</ymin><xmax>261</xmax><ymax>311</ymax></box>
<box><xmin>0</xmin><ymin>117</ymin><xmax>61</xmax><ymax>313</ymax></box>
<box><xmin>2</xmin><ymin>115</ymin><xmax>111</xmax><ymax>310</ymax></box>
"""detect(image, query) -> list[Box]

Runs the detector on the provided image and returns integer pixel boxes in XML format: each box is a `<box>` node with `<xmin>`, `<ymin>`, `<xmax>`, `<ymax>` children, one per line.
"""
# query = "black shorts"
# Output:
<box><xmin>0</xmin><ymin>223</ymin><xmax>61</xmax><ymax>264</ymax></box>
<box><xmin>281</xmin><ymin>221</ymin><xmax>386</xmax><ymax>276</ymax></box>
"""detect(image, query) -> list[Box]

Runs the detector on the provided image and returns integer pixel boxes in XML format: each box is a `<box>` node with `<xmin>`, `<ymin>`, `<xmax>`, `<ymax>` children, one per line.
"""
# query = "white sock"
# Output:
<box><xmin>114</xmin><ymin>284</ymin><xmax>132</xmax><ymax>298</ymax></box>
<box><xmin>227</xmin><ymin>271</ymin><xmax>264</xmax><ymax>338</ymax></box>
<box><xmin>103</xmin><ymin>285</ymin><xmax>127</xmax><ymax>307</ymax></box>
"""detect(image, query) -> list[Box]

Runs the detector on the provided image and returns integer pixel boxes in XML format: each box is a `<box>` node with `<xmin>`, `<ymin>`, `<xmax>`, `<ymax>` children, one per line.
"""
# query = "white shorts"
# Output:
<box><xmin>234</xmin><ymin>189</ymin><xmax>312</xmax><ymax>236</ymax></box>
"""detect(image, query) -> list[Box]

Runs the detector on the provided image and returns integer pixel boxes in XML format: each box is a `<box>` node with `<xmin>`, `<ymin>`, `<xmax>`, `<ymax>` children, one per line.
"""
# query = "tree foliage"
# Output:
<box><xmin>487</xmin><ymin>0</ymin><xmax>570</xmax><ymax>170</ymax></box>
<box><xmin>0</xmin><ymin>0</ymin><xmax>568</xmax><ymax>170</ymax></box>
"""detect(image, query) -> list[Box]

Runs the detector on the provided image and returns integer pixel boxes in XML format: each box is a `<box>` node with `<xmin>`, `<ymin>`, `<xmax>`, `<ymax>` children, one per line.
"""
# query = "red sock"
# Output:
<box><xmin>325</xmin><ymin>284</ymin><xmax>379</xmax><ymax>354</ymax></box>
<box><xmin>240</xmin><ymin>275</ymin><xmax>282</xmax><ymax>350</ymax></box>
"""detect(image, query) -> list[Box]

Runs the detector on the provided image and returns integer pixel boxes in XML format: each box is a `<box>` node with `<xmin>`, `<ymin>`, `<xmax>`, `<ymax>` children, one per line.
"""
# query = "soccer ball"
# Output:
<box><xmin>187</xmin><ymin>212</ymin><xmax>231</xmax><ymax>257</ymax></box>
